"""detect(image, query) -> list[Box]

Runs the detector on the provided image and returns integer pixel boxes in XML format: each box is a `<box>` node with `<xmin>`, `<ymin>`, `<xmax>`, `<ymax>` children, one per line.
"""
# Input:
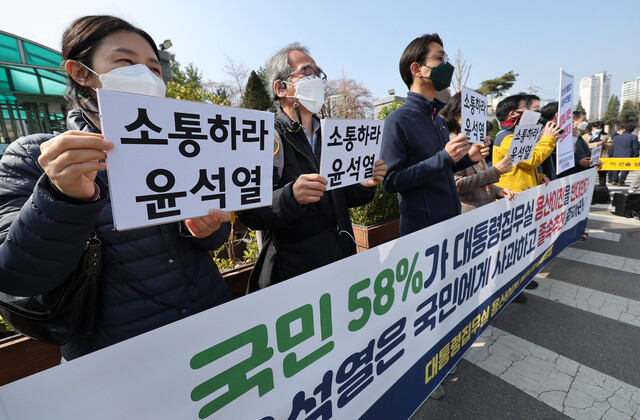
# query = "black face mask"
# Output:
<box><xmin>422</xmin><ymin>61</ymin><xmax>455</xmax><ymax>91</ymax></box>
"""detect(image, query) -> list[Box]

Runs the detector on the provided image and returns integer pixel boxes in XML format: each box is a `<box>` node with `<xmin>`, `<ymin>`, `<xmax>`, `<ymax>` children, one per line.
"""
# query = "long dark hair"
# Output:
<box><xmin>440</xmin><ymin>91</ymin><xmax>462</xmax><ymax>134</ymax></box>
<box><xmin>61</xmin><ymin>15</ymin><xmax>159</xmax><ymax>105</ymax></box>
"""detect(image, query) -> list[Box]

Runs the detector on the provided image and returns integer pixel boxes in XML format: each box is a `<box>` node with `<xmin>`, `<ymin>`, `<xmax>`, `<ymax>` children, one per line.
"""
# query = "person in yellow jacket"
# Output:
<box><xmin>492</xmin><ymin>95</ymin><xmax>563</xmax><ymax>192</ymax></box>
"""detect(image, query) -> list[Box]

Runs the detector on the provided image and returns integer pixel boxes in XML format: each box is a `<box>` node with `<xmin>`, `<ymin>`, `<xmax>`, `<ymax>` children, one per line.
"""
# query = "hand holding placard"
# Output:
<box><xmin>360</xmin><ymin>159</ymin><xmax>387</xmax><ymax>188</ymax></box>
<box><xmin>445</xmin><ymin>133</ymin><xmax>471</xmax><ymax>162</ymax></box>
<box><xmin>494</xmin><ymin>155</ymin><xmax>514</xmax><ymax>175</ymax></box>
<box><xmin>184</xmin><ymin>209</ymin><xmax>232</xmax><ymax>238</ymax></box>
<box><xmin>38</xmin><ymin>131</ymin><xmax>113</xmax><ymax>200</ymax></box>
<box><xmin>543</xmin><ymin>120</ymin><xmax>563</xmax><ymax>139</ymax></box>
<box><xmin>293</xmin><ymin>174</ymin><xmax>328</xmax><ymax>205</ymax></box>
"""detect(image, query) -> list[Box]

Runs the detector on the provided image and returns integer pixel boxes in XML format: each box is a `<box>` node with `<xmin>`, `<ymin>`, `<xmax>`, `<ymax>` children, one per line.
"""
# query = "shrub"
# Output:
<box><xmin>349</xmin><ymin>184</ymin><xmax>399</xmax><ymax>226</ymax></box>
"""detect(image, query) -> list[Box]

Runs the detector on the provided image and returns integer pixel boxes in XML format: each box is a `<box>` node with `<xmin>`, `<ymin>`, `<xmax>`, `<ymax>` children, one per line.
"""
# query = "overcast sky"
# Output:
<box><xmin>4</xmin><ymin>0</ymin><xmax>639</xmax><ymax>104</ymax></box>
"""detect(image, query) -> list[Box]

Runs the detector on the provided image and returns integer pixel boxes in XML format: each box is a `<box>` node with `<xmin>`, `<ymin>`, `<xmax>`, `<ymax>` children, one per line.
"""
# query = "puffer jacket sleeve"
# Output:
<box><xmin>0</xmin><ymin>136</ymin><xmax>107</xmax><ymax>296</ymax></box>
<box><xmin>179</xmin><ymin>220</ymin><xmax>231</xmax><ymax>250</ymax></box>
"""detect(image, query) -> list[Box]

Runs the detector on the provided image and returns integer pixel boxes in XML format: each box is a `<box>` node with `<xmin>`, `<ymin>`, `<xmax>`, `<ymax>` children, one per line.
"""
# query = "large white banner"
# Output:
<box><xmin>98</xmin><ymin>90</ymin><xmax>274</xmax><ymax>230</ymax></box>
<box><xmin>556</xmin><ymin>69</ymin><xmax>575</xmax><ymax>174</ymax></box>
<box><xmin>0</xmin><ymin>170</ymin><xmax>595</xmax><ymax>420</ymax></box>
<box><xmin>319</xmin><ymin>119</ymin><xmax>384</xmax><ymax>191</ymax></box>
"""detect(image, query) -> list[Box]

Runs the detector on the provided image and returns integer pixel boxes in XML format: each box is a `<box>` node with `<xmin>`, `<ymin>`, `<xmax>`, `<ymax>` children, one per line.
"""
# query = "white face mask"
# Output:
<box><xmin>593</xmin><ymin>128</ymin><xmax>602</xmax><ymax>134</ymax></box>
<box><xmin>576</xmin><ymin>121</ymin><xmax>588</xmax><ymax>131</ymax></box>
<box><xmin>81</xmin><ymin>63</ymin><xmax>166</xmax><ymax>98</ymax></box>
<box><xmin>286</xmin><ymin>75</ymin><xmax>326</xmax><ymax>113</ymax></box>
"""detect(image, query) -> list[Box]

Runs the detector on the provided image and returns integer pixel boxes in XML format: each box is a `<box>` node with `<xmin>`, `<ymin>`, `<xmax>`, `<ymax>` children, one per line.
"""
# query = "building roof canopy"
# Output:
<box><xmin>0</xmin><ymin>31</ymin><xmax>66</xmax><ymax>102</ymax></box>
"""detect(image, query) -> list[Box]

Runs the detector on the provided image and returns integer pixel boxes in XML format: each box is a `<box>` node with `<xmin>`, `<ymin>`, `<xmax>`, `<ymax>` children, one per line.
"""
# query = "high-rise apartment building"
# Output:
<box><xmin>621</xmin><ymin>76</ymin><xmax>640</xmax><ymax>104</ymax></box>
<box><xmin>579</xmin><ymin>72</ymin><xmax>611</xmax><ymax>120</ymax></box>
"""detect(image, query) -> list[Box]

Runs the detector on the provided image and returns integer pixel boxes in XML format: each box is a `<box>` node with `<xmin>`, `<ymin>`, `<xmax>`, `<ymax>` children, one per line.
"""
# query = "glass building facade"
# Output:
<box><xmin>0</xmin><ymin>30</ymin><xmax>67</xmax><ymax>154</ymax></box>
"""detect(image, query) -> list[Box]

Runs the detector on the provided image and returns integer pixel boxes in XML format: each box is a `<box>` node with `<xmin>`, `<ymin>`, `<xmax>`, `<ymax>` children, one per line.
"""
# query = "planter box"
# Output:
<box><xmin>0</xmin><ymin>334</ymin><xmax>61</xmax><ymax>386</ymax></box>
<box><xmin>352</xmin><ymin>218</ymin><xmax>400</xmax><ymax>253</ymax></box>
<box><xmin>223</xmin><ymin>264</ymin><xmax>254</xmax><ymax>299</ymax></box>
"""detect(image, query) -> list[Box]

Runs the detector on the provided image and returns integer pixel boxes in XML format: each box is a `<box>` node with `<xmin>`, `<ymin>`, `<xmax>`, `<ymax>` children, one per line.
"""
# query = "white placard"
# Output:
<box><xmin>556</xmin><ymin>69</ymin><xmax>575</xmax><ymax>174</ymax></box>
<box><xmin>319</xmin><ymin>119</ymin><xmax>384</xmax><ymax>191</ymax></box>
<box><xmin>520</xmin><ymin>109</ymin><xmax>540</xmax><ymax>126</ymax></box>
<box><xmin>507</xmin><ymin>124</ymin><xmax>544</xmax><ymax>165</ymax></box>
<box><xmin>461</xmin><ymin>87</ymin><xmax>487</xmax><ymax>143</ymax></box>
<box><xmin>590</xmin><ymin>146</ymin><xmax>602</xmax><ymax>166</ymax></box>
<box><xmin>97</xmin><ymin>90</ymin><xmax>274</xmax><ymax>230</ymax></box>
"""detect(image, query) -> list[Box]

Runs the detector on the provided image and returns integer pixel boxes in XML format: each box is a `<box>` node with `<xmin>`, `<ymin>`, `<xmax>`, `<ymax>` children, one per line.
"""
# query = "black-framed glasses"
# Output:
<box><xmin>288</xmin><ymin>65</ymin><xmax>327</xmax><ymax>81</ymax></box>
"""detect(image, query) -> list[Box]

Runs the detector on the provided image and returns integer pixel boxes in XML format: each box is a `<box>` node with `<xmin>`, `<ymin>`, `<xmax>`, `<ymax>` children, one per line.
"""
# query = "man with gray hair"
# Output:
<box><xmin>239</xmin><ymin>43</ymin><xmax>387</xmax><ymax>291</ymax></box>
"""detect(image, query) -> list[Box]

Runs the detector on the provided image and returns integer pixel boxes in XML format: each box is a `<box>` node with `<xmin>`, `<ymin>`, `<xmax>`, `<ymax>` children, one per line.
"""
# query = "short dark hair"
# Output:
<box><xmin>62</xmin><ymin>15</ymin><xmax>159</xmax><ymax>105</ymax></box>
<box><xmin>624</xmin><ymin>124</ymin><xmax>636</xmax><ymax>132</ymax></box>
<box><xmin>526</xmin><ymin>94</ymin><xmax>540</xmax><ymax>109</ymax></box>
<box><xmin>399</xmin><ymin>34</ymin><xmax>443</xmax><ymax>90</ymax></box>
<box><xmin>572</xmin><ymin>110</ymin><xmax>586</xmax><ymax>120</ymax></box>
<box><xmin>592</xmin><ymin>120</ymin><xmax>604</xmax><ymax>128</ymax></box>
<box><xmin>540</xmin><ymin>101</ymin><xmax>558</xmax><ymax>121</ymax></box>
<box><xmin>439</xmin><ymin>91</ymin><xmax>462</xmax><ymax>134</ymax></box>
<box><xmin>495</xmin><ymin>94</ymin><xmax>528</xmax><ymax>122</ymax></box>
<box><xmin>486</xmin><ymin>120</ymin><xmax>494</xmax><ymax>134</ymax></box>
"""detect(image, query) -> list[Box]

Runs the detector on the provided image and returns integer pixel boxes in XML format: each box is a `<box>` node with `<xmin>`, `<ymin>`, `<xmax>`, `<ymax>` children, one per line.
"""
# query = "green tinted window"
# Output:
<box><xmin>9</xmin><ymin>68</ymin><xmax>41</xmax><ymax>94</ymax></box>
<box><xmin>38</xmin><ymin>68</ymin><xmax>66</xmax><ymax>83</ymax></box>
<box><xmin>0</xmin><ymin>34</ymin><xmax>21</xmax><ymax>63</ymax></box>
<box><xmin>23</xmin><ymin>42</ymin><xmax>61</xmax><ymax>68</ymax></box>
<box><xmin>40</xmin><ymin>74</ymin><xmax>66</xmax><ymax>95</ymax></box>
<box><xmin>0</xmin><ymin>68</ymin><xmax>10</xmax><ymax>92</ymax></box>
<box><xmin>0</xmin><ymin>93</ymin><xmax>16</xmax><ymax>103</ymax></box>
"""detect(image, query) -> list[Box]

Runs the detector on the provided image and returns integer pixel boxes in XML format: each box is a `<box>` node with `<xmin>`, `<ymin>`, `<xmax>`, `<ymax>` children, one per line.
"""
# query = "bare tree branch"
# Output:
<box><xmin>221</xmin><ymin>55</ymin><xmax>249</xmax><ymax>106</ymax></box>
<box><xmin>453</xmin><ymin>49</ymin><xmax>472</xmax><ymax>93</ymax></box>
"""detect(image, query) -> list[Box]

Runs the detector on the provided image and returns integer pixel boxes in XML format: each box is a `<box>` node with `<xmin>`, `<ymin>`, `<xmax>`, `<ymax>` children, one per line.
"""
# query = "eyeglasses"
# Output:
<box><xmin>288</xmin><ymin>65</ymin><xmax>327</xmax><ymax>81</ymax></box>
<box><xmin>424</xmin><ymin>53</ymin><xmax>449</xmax><ymax>68</ymax></box>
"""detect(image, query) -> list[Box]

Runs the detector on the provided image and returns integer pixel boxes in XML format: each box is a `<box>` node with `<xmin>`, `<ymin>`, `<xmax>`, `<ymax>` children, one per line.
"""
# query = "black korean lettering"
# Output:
<box><xmin>328</xmin><ymin>158</ymin><xmax>345</xmax><ymax>187</ymax></box>
<box><xmin>169</xmin><ymin>112</ymin><xmax>208</xmax><ymax>158</ymax></box>
<box><xmin>135</xmin><ymin>168</ymin><xmax>187</xmax><ymax>220</ymax></box>
<box><xmin>242</xmin><ymin>119</ymin><xmax>267</xmax><ymax>151</ymax></box>
<box><xmin>190</xmin><ymin>167</ymin><xmax>227</xmax><ymax>208</ymax></box>
<box><xmin>232</xmin><ymin>166</ymin><xmax>261</xmax><ymax>205</ymax></box>
<box><xmin>208</xmin><ymin>114</ymin><xmax>240</xmax><ymax>150</ymax></box>
<box><xmin>327</xmin><ymin>126</ymin><xmax>343</xmax><ymax>147</ymax></box>
<box><xmin>121</xmin><ymin>108</ymin><xmax>167</xmax><ymax>145</ymax></box>
<box><xmin>343</xmin><ymin>126</ymin><xmax>357</xmax><ymax>151</ymax></box>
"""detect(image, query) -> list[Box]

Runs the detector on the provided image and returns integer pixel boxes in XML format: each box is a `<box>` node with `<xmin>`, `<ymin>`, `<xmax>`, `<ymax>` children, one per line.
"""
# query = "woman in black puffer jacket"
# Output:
<box><xmin>0</xmin><ymin>15</ymin><xmax>231</xmax><ymax>360</ymax></box>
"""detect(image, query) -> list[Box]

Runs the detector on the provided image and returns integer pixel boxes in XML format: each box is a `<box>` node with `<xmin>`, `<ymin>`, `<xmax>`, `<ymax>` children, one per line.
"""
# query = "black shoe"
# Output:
<box><xmin>513</xmin><ymin>293</ymin><xmax>527</xmax><ymax>303</ymax></box>
<box><xmin>525</xmin><ymin>280</ymin><xmax>538</xmax><ymax>290</ymax></box>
